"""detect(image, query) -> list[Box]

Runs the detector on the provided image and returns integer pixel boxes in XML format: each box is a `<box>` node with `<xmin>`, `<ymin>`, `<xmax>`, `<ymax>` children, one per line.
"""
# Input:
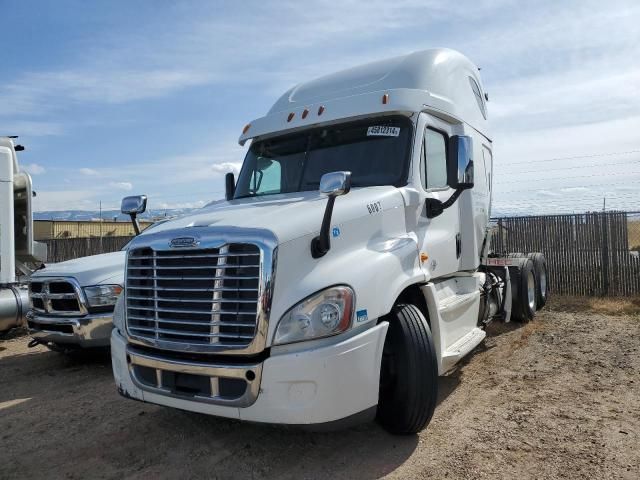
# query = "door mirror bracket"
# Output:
<box><xmin>311</xmin><ymin>171</ymin><xmax>352</xmax><ymax>258</ymax></box>
<box><xmin>426</xmin><ymin>134</ymin><xmax>475</xmax><ymax>219</ymax></box>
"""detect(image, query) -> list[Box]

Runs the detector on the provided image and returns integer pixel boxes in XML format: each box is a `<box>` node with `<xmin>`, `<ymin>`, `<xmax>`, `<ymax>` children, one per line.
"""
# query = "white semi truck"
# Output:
<box><xmin>0</xmin><ymin>137</ymin><xmax>46</xmax><ymax>334</ymax></box>
<box><xmin>111</xmin><ymin>49</ymin><xmax>548</xmax><ymax>434</ymax></box>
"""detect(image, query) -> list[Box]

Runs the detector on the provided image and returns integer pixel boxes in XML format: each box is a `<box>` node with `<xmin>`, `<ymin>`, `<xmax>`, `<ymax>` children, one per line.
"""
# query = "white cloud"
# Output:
<box><xmin>156</xmin><ymin>200</ymin><xmax>207</xmax><ymax>210</ymax></box>
<box><xmin>536</xmin><ymin>190</ymin><xmax>562</xmax><ymax>197</ymax></box>
<box><xmin>109</xmin><ymin>181</ymin><xmax>133</xmax><ymax>191</ymax></box>
<box><xmin>211</xmin><ymin>162</ymin><xmax>242</xmax><ymax>175</ymax></box>
<box><xmin>33</xmin><ymin>189</ymin><xmax>101</xmax><ymax>211</ymax></box>
<box><xmin>21</xmin><ymin>163</ymin><xmax>46</xmax><ymax>175</ymax></box>
<box><xmin>80</xmin><ymin>167</ymin><xmax>100</xmax><ymax>176</ymax></box>
<box><xmin>0</xmin><ymin>120</ymin><xmax>63</xmax><ymax>137</ymax></box>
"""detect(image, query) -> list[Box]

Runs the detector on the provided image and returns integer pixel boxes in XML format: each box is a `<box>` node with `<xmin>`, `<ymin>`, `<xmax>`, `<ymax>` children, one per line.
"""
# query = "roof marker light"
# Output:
<box><xmin>318</xmin><ymin>105</ymin><xmax>325</xmax><ymax>116</ymax></box>
<box><xmin>287</xmin><ymin>112</ymin><xmax>295</xmax><ymax>122</ymax></box>
<box><xmin>382</xmin><ymin>93</ymin><xmax>389</xmax><ymax>104</ymax></box>
<box><xmin>242</xmin><ymin>124</ymin><xmax>251</xmax><ymax>134</ymax></box>
<box><xmin>302</xmin><ymin>108</ymin><xmax>309</xmax><ymax>119</ymax></box>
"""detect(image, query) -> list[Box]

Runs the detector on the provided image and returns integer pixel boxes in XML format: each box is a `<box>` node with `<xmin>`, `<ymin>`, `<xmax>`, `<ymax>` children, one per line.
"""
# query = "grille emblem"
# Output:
<box><xmin>169</xmin><ymin>236</ymin><xmax>199</xmax><ymax>248</ymax></box>
<box><xmin>40</xmin><ymin>283</ymin><xmax>52</xmax><ymax>312</ymax></box>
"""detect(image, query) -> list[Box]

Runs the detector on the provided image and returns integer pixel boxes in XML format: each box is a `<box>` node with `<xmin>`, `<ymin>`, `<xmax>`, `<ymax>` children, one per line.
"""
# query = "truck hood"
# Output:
<box><xmin>32</xmin><ymin>251</ymin><xmax>126</xmax><ymax>286</ymax></box>
<box><xmin>141</xmin><ymin>186</ymin><xmax>403</xmax><ymax>243</ymax></box>
<box><xmin>140</xmin><ymin>186</ymin><xmax>404</xmax><ymax>245</ymax></box>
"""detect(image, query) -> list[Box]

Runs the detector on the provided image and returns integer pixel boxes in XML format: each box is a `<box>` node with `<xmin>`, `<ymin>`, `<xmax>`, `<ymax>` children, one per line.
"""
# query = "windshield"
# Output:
<box><xmin>234</xmin><ymin>116</ymin><xmax>413</xmax><ymax>198</ymax></box>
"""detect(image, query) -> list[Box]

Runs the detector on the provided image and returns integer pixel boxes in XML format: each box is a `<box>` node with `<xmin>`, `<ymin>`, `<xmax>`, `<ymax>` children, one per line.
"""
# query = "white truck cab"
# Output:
<box><xmin>111</xmin><ymin>49</ymin><xmax>547</xmax><ymax>434</ymax></box>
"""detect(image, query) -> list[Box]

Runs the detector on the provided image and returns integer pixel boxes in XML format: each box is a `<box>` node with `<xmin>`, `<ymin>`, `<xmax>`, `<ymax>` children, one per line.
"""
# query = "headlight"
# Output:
<box><xmin>83</xmin><ymin>284</ymin><xmax>123</xmax><ymax>308</ymax></box>
<box><xmin>273</xmin><ymin>286</ymin><xmax>354</xmax><ymax>345</ymax></box>
<box><xmin>113</xmin><ymin>292</ymin><xmax>125</xmax><ymax>332</ymax></box>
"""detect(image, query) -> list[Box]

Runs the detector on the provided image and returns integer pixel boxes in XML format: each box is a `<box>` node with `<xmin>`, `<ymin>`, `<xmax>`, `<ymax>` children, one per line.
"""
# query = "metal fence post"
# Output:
<box><xmin>600</xmin><ymin>213</ymin><xmax>610</xmax><ymax>296</ymax></box>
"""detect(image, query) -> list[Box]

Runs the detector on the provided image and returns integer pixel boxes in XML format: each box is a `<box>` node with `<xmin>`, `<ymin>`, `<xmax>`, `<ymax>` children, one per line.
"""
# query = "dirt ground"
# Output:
<box><xmin>1</xmin><ymin>298</ymin><xmax>638</xmax><ymax>479</ymax></box>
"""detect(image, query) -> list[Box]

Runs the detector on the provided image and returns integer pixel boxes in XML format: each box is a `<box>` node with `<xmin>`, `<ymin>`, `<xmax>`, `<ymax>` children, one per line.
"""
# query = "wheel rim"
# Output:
<box><xmin>539</xmin><ymin>268</ymin><xmax>547</xmax><ymax>299</ymax></box>
<box><xmin>527</xmin><ymin>270</ymin><xmax>536</xmax><ymax>311</ymax></box>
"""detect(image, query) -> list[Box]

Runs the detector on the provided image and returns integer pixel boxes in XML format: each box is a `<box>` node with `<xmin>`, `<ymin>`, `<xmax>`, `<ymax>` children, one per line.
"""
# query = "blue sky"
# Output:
<box><xmin>2</xmin><ymin>0</ymin><xmax>639</xmax><ymax>215</ymax></box>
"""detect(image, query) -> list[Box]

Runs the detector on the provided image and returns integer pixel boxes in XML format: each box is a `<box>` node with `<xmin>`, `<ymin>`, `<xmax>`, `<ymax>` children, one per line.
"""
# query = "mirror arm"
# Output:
<box><xmin>129</xmin><ymin>212</ymin><xmax>141</xmax><ymax>235</ymax></box>
<box><xmin>425</xmin><ymin>187</ymin><xmax>465</xmax><ymax>219</ymax></box>
<box><xmin>311</xmin><ymin>195</ymin><xmax>337</xmax><ymax>258</ymax></box>
<box><xmin>225</xmin><ymin>172</ymin><xmax>235</xmax><ymax>201</ymax></box>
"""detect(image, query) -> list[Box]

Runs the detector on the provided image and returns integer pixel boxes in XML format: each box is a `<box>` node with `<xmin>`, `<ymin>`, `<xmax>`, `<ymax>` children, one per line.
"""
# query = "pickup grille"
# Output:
<box><xmin>126</xmin><ymin>244</ymin><xmax>261</xmax><ymax>348</ymax></box>
<box><xmin>30</xmin><ymin>279</ymin><xmax>83</xmax><ymax>316</ymax></box>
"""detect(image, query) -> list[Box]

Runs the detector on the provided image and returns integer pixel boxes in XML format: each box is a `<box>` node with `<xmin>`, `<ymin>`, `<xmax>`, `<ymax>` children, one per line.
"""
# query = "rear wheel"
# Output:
<box><xmin>509</xmin><ymin>258</ymin><xmax>537</xmax><ymax>322</ymax></box>
<box><xmin>527</xmin><ymin>253</ymin><xmax>549</xmax><ymax>309</ymax></box>
<box><xmin>377</xmin><ymin>304</ymin><xmax>438</xmax><ymax>435</ymax></box>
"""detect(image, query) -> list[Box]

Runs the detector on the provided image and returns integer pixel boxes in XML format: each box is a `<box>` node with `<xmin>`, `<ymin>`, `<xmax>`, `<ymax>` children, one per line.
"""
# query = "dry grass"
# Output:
<box><xmin>549</xmin><ymin>295</ymin><xmax>640</xmax><ymax>316</ymax></box>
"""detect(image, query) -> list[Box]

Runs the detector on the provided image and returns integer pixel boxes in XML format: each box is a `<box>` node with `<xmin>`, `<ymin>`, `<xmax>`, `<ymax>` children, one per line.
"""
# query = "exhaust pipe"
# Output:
<box><xmin>0</xmin><ymin>285</ymin><xmax>29</xmax><ymax>333</ymax></box>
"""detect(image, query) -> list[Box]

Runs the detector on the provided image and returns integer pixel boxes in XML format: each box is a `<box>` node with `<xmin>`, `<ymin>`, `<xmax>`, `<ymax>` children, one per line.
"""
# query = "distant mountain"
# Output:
<box><xmin>34</xmin><ymin>200</ymin><xmax>229</xmax><ymax>222</ymax></box>
<box><xmin>34</xmin><ymin>208</ymin><xmax>197</xmax><ymax>222</ymax></box>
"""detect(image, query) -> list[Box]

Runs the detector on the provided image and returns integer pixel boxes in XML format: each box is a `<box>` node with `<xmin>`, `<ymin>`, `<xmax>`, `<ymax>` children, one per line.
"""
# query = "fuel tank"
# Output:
<box><xmin>0</xmin><ymin>285</ymin><xmax>29</xmax><ymax>332</ymax></box>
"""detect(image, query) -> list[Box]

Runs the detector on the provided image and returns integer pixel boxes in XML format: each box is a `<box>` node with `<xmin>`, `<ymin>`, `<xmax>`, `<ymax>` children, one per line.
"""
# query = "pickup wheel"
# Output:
<box><xmin>377</xmin><ymin>303</ymin><xmax>438</xmax><ymax>435</ymax></box>
<box><xmin>510</xmin><ymin>258</ymin><xmax>537</xmax><ymax>322</ymax></box>
<box><xmin>527</xmin><ymin>253</ymin><xmax>549</xmax><ymax>309</ymax></box>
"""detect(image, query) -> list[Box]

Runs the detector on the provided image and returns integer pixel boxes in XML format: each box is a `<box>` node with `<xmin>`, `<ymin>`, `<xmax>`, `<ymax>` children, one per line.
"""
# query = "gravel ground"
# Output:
<box><xmin>1</xmin><ymin>298</ymin><xmax>638</xmax><ymax>479</ymax></box>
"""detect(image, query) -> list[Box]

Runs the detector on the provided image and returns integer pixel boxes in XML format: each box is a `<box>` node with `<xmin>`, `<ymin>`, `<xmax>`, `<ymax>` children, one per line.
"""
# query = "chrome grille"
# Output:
<box><xmin>29</xmin><ymin>279</ymin><xmax>84</xmax><ymax>316</ymax></box>
<box><xmin>126</xmin><ymin>244</ymin><xmax>261</xmax><ymax>347</ymax></box>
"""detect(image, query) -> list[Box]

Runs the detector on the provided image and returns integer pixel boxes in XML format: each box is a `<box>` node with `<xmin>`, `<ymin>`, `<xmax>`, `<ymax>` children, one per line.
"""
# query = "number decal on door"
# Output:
<box><xmin>367</xmin><ymin>201</ymin><xmax>382</xmax><ymax>215</ymax></box>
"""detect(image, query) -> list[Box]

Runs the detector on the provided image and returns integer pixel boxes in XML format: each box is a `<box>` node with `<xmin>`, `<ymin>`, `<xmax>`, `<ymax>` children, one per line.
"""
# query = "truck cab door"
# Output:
<box><xmin>413</xmin><ymin>115</ymin><xmax>461</xmax><ymax>280</ymax></box>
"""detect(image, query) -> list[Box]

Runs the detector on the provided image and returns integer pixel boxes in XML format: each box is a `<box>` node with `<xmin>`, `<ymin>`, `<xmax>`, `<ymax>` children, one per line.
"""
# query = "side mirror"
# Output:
<box><xmin>121</xmin><ymin>195</ymin><xmax>147</xmax><ymax>215</ymax></box>
<box><xmin>319</xmin><ymin>171</ymin><xmax>352</xmax><ymax>197</ymax></box>
<box><xmin>447</xmin><ymin>135</ymin><xmax>474</xmax><ymax>190</ymax></box>
<box><xmin>225</xmin><ymin>172</ymin><xmax>235</xmax><ymax>201</ymax></box>
<box><xmin>311</xmin><ymin>171</ymin><xmax>352</xmax><ymax>259</ymax></box>
<box><xmin>121</xmin><ymin>195</ymin><xmax>147</xmax><ymax>235</ymax></box>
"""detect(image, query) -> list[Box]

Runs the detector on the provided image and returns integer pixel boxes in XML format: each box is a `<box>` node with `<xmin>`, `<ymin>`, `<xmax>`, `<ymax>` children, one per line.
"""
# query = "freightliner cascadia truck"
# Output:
<box><xmin>111</xmin><ymin>49</ymin><xmax>548</xmax><ymax>434</ymax></box>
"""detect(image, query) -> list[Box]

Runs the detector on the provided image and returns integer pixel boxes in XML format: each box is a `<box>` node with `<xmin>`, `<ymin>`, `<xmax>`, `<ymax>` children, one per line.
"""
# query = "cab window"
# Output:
<box><xmin>420</xmin><ymin>128</ymin><xmax>448</xmax><ymax>190</ymax></box>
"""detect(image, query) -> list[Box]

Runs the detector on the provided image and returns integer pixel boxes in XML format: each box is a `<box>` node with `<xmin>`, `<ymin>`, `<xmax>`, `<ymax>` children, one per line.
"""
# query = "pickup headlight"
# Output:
<box><xmin>113</xmin><ymin>292</ymin><xmax>125</xmax><ymax>332</ymax></box>
<box><xmin>83</xmin><ymin>284</ymin><xmax>123</xmax><ymax>308</ymax></box>
<box><xmin>273</xmin><ymin>286</ymin><xmax>354</xmax><ymax>345</ymax></box>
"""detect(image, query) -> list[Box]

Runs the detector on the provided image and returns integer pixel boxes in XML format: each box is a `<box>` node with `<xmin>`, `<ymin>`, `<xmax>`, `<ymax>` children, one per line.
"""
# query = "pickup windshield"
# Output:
<box><xmin>234</xmin><ymin>116</ymin><xmax>412</xmax><ymax>198</ymax></box>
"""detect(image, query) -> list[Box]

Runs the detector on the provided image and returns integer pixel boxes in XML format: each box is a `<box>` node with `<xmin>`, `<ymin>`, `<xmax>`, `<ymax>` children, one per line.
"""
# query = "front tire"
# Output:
<box><xmin>377</xmin><ymin>304</ymin><xmax>438</xmax><ymax>435</ymax></box>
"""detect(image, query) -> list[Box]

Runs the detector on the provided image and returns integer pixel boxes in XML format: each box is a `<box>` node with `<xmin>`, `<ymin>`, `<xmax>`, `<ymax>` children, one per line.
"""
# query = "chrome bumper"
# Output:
<box><xmin>126</xmin><ymin>346</ymin><xmax>263</xmax><ymax>407</ymax></box>
<box><xmin>27</xmin><ymin>312</ymin><xmax>113</xmax><ymax>347</ymax></box>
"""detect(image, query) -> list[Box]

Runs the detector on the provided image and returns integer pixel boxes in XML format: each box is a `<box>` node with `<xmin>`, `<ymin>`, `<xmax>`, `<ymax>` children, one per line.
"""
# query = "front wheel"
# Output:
<box><xmin>377</xmin><ymin>304</ymin><xmax>438</xmax><ymax>435</ymax></box>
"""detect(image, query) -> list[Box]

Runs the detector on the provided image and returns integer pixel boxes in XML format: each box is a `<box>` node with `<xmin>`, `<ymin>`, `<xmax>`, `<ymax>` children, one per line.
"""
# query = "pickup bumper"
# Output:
<box><xmin>27</xmin><ymin>312</ymin><xmax>113</xmax><ymax>347</ymax></box>
<box><xmin>111</xmin><ymin>322</ymin><xmax>388</xmax><ymax>425</ymax></box>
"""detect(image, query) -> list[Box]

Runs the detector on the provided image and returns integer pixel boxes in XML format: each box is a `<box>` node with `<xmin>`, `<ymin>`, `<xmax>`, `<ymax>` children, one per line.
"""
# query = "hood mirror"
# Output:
<box><xmin>311</xmin><ymin>171</ymin><xmax>352</xmax><ymax>259</ymax></box>
<box><xmin>319</xmin><ymin>171</ymin><xmax>352</xmax><ymax>197</ymax></box>
<box><xmin>121</xmin><ymin>195</ymin><xmax>147</xmax><ymax>235</ymax></box>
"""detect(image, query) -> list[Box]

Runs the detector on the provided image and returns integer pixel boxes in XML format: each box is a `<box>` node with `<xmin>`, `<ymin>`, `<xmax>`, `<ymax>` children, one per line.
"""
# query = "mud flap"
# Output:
<box><xmin>502</xmin><ymin>266</ymin><xmax>512</xmax><ymax>323</ymax></box>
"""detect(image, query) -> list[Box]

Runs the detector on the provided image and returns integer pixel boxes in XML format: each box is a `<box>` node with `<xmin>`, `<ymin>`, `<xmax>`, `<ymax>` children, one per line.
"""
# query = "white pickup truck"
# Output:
<box><xmin>111</xmin><ymin>48</ymin><xmax>548</xmax><ymax>434</ymax></box>
<box><xmin>27</xmin><ymin>250</ymin><xmax>125</xmax><ymax>350</ymax></box>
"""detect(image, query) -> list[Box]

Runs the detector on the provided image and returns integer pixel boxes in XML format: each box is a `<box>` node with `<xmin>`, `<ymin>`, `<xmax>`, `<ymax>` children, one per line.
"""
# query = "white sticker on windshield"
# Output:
<box><xmin>367</xmin><ymin>126</ymin><xmax>400</xmax><ymax>137</ymax></box>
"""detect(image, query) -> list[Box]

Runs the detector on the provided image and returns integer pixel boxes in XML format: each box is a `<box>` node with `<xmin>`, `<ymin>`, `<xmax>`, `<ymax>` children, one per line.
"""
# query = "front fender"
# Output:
<box><xmin>267</xmin><ymin>226</ymin><xmax>423</xmax><ymax>346</ymax></box>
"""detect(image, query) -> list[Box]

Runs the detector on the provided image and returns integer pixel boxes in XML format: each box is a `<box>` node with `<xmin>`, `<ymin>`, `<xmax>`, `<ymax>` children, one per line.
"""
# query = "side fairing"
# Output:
<box><xmin>458</xmin><ymin>132</ymin><xmax>492</xmax><ymax>271</ymax></box>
